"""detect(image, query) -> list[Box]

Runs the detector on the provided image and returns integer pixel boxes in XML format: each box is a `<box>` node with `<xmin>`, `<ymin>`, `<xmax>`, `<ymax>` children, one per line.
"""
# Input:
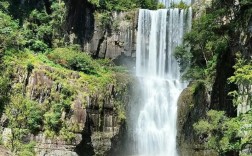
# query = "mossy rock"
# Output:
<box><xmin>177</xmin><ymin>81</ymin><xmax>217</xmax><ymax>156</ymax></box>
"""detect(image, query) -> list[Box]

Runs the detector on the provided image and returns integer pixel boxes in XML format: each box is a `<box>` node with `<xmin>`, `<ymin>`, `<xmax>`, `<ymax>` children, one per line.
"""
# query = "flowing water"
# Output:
<box><xmin>135</xmin><ymin>7</ymin><xmax>192</xmax><ymax>156</ymax></box>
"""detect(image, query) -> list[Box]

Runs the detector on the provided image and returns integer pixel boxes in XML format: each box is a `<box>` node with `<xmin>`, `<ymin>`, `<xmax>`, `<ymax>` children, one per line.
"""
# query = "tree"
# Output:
<box><xmin>4</xmin><ymin>94</ymin><xmax>42</xmax><ymax>153</ymax></box>
<box><xmin>194</xmin><ymin>110</ymin><xmax>241</xmax><ymax>155</ymax></box>
<box><xmin>0</xmin><ymin>11</ymin><xmax>23</xmax><ymax>53</ymax></box>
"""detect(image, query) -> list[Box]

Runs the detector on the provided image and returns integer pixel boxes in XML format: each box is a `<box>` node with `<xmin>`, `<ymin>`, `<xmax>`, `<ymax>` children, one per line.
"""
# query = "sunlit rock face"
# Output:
<box><xmin>135</xmin><ymin>7</ymin><xmax>192</xmax><ymax>156</ymax></box>
<box><xmin>0</xmin><ymin>65</ymin><xmax>131</xmax><ymax>156</ymax></box>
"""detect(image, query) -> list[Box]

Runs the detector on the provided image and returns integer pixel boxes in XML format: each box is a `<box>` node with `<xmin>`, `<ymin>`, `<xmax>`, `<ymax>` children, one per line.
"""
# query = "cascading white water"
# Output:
<box><xmin>135</xmin><ymin>7</ymin><xmax>192</xmax><ymax>156</ymax></box>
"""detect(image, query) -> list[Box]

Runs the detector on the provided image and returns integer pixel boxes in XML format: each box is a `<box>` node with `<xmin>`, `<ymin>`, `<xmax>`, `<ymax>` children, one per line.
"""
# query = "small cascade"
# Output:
<box><xmin>135</xmin><ymin>6</ymin><xmax>192</xmax><ymax>156</ymax></box>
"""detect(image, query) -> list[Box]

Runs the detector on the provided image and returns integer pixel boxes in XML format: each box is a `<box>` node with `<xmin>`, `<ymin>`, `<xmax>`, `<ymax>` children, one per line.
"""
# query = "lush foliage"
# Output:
<box><xmin>175</xmin><ymin>0</ymin><xmax>252</xmax><ymax>155</ymax></box>
<box><xmin>4</xmin><ymin>94</ymin><xmax>40</xmax><ymax>154</ymax></box>
<box><xmin>0</xmin><ymin>75</ymin><xmax>10</xmax><ymax>115</ymax></box>
<box><xmin>89</xmin><ymin>0</ymin><xmax>161</xmax><ymax>11</ymax></box>
<box><xmin>90</xmin><ymin>0</ymin><xmax>166</xmax><ymax>33</ymax></box>
<box><xmin>194</xmin><ymin>108</ymin><xmax>252</xmax><ymax>155</ymax></box>
<box><xmin>193</xmin><ymin>52</ymin><xmax>252</xmax><ymax>156</ymax></box>
<box><xmin>0</xmin><ymin>0</ymin><xmax>66</xmax><ymax>53</ymax></box>
<box><xmin>194</xmin><ymin>110</ymin><xmax>241</xmax><ymax>154</ymax></box>
<box><xmin>171</xmin><ymin>1</ymin><xmax>190</xmax><ymax>9</ymax></box>
<box><xmin>0</xmin><ymin>0</ymin><xmax>132</xmax><ymax>154</ymax></box>
<box><xmin>0</xmin><ymin>46</ymin><xmax>129</xmax><ymax>154</ymax></box>
<box><xmin>228</xmin><ymin>54</ymin><xmax>252</xmax><ymax>106</ymax></box>
<box><xmin>48</xmin><ymin>47</ymin><xmax>99</xmax><ymax>75</ymax></box>
<box><xmin>0</xmin><ymin>11</ymin><xmax>23</xmax><ymax>53</ymax></box>
<box><xmin>174</xmin><ymin>8</ymin><xmax>230</xmax><ymax>83</ymax></box>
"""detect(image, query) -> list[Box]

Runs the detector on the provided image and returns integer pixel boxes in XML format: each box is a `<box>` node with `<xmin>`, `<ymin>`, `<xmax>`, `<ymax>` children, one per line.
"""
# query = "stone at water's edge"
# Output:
<box><xmin>176</xmin><ymin>82</ymin><xmax>217</xmax><ymax>156</ymax></box>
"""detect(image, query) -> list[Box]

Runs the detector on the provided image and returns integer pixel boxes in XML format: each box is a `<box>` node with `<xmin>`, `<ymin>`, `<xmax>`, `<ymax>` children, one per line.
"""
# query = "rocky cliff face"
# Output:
<box><xmin>0</xmin><ymin>0</ymin><xmax>137</xmax><ymax>155</ymax></box>
<box><xmin>1</xmin><ymin>60</ymin><xmax>131</xmax><ymax>156</ymax></box>
<box><xmin>83</xmin><ymin>11</ymin><xmax>138</xmax><ymax>60</ymax></box>
<box><xmin>65</xmin><ymin>0</ymin><xmax>138</xmax><ymax>67</ymax></box>
<box><xmin>177</xmin><ymin>82</ymin><xmax>217</xmax><ymax>156</ymax></box>
<box><xmin>177</xmin><ymin>0</ymin><xmax>252</xmax><ymax>155</ymax></box>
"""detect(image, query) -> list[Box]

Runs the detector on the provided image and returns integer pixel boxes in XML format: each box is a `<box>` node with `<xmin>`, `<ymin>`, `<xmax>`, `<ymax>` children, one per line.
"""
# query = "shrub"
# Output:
<box><xmin>170</xmin><ymin>1</ymin><xmax>190</xmax><ymax>9</ymax></box>
<box><xmin>47</xmin><ymin>48</ymin><xmax>98</xmax><ymax>75</ymax></box>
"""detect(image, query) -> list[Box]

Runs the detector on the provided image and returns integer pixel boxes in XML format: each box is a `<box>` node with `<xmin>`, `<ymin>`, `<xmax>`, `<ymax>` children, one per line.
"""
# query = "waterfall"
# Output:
<box><xmin>135</xmin><ymin>7</ymin><xmax>192</xmax><ymax>156</ymax></box>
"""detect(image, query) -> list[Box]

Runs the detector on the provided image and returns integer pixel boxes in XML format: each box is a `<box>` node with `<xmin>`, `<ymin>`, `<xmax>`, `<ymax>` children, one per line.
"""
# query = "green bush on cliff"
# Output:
<box><xmin>138</xmin><ymin>0</ymin><xmax>159</xmax><ymax>10</ymax></box>
<box><xmin>228</xmin><ymin>53</ymin><xmax>252</xmax><ymax>106</ymax></box>
<box><xmin>5</xmin><ymin>94</ymin><xmax>43</xmax><ymax>133</ymax></box>
<box><xmin>194</xmin><ymin>110</ymin><xmax>241</xmax><ymax>154</ymax></box>
<box><xmin>170</xmin><ymin>1</ymin><xmax>190</xmax><ymax>9</ymax></box>
<box><xmin>4</xmin><ymin>94</ymin><xmax>40</xmax><ymax>154</ymax></box>
<box><xmin>194</xmin><ymin>109</ymin><xmax>252</xmax><ymax>155</ymax></box>
<box><xmin>89</xmin><ymin>0</ymin><xmax>159</xmax><ymax>11</ymax></box>
<box><xmin>44</xmin><ymin>105</ymin><xmax>62</xmax><ymax>132</ymax></box>
<box><xmin>16</xmin><ymin>141</ymin><xmax>36</xmax><ymax>156</ymax></box>
<box><xmin>48</xmin><ymin>47</ymin><xmax>98</xmax><ymax>75</ymax></box>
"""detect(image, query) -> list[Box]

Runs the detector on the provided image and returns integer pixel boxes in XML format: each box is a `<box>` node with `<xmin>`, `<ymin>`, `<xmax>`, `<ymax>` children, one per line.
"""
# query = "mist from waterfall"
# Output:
<box><xmin>135</xmin><ymin>7</ymin><xmax>192</xmax><ymax>156</ymax></box>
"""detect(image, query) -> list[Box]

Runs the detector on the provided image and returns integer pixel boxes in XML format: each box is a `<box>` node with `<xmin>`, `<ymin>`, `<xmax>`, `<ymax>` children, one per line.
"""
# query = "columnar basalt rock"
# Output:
<box><xmin>65</xmin><ymin>1</ymin><xmax>138</xmax><ymax>62</ymax></box>
<box><xmin>83</xmin><ymin>11</ymin><xmax>138</xmax><ymax>61</ymax></box>
<box><xmin>1</xmin><ymin>64</ymin><xmax>131</xmax><ymax>156</ymax></box>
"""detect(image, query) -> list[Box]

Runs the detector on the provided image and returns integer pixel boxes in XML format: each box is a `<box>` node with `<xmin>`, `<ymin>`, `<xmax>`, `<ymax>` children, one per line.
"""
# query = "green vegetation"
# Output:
<box><xmin>175</xmin><ymin>0</ymin><xmax>252</xmax><ymax>155</ymax></box>
<box><xmin>48</xmin><ymin>47</ymin><xmax>98</xmax><ymax>75</ymax></box>
<box><xmin>171</xmin><ymin>1</ymin><xmax>190</xmax><ymax>9</ymax></box>
<box><xmin>0</xmin><ymin>11</ymin><xmax>23</xmax><ymax>53</ymax></box>
<box><xmin>0</xmin><ymin>75</ymin><xmax>10</xmax><ymax>115</ymax></box>
<box><xmin>0</xmin><ymin>0</ymin><xmax>66</xmax><ymax>53</ymax></box>
<box><xmin>4</xmin><ymin>94</ymin><xmax>39</xmax><ymax>154</ymax></box>
<box><xmin>194</xmin><ymin>110</ymin><xmax>241</xmax><ymax>155</ymax></box>
<box><xmin>91</xmin><ymin>0</ymin><xmax>164</xmax><ymax>33</ymax></box>
<box><xmin>0</xmin><ymin>0</ymin><xmax>133</xmax><ymax>155</ymax></box>
<box><xmin>175</xmin><ymin>8</ymin><xmax>229</xmax><ymax>83</ymax></box>
<box><xmin>0</xmin><ymin>46</ymin><xmax>130</xmax><ymax>155</ymax></box>
<box><xmin>192</xmin><ymin>52</ymin><xmax>252</xmax><ymax>155</ymax></box>
<box><xmin>89</xmin><ymin>0</ymin><xmax>159</xmax><ymax>11</ymax></box>
<box><xmin>194</xmin><ymin>108</ymin><xmax>252</xmax><ymax>155</ymax></box>
<box><xmin>228</xmin><ymin>53</ymin><xmax>252</xmax><ymax>106</ymax></box>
